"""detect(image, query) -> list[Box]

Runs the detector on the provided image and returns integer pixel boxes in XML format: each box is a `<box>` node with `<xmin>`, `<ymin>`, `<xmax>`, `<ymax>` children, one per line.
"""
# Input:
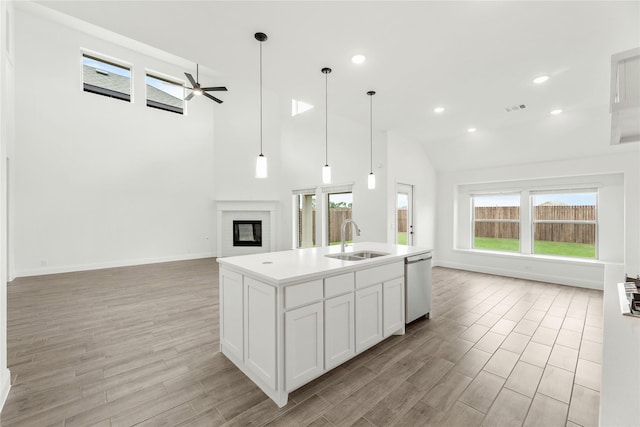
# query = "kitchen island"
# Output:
<box><xmin>217</xmin><ymin>242</ymin><xmax>432</xmax><ymax>407</ymax></box>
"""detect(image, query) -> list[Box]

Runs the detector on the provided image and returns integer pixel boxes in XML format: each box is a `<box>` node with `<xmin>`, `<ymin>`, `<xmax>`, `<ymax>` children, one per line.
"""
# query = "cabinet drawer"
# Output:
<box><xmin>355</xmin><ymin>262</ymin><xmax>403</xmax><ymax>289</ymax></box>
<box><xmin>325</xmin><ymin>273</ymin><xmax>354</xmax><ymax>298</ymax></box>
<box><xmin>285</xmin><ymin>280</ymin><xmax>323</xmax><ymax>309</ymax></box>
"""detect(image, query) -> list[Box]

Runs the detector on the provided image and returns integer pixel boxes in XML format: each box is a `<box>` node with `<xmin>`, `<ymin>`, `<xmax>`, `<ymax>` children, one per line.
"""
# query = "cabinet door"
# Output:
<box><xmin>325</xmin><ymin>293</ymin><xmax>355</xmax><ymax>370</ymax></box>
<box><xmin>244</xmin><ymin>278</ymin><xmax>276</xmax><ymax>389</ymax></box>
<box><xmin>355</xmin><ymin>284</ymin><xmax>383</xmax><ymax>353</ymax></box>
<box><xmin>383</xmin><ymin>277</ymin><xmax>405</xmax><ymax>337</ymax></box>
<box><xmin>285</xmin><ymin>302</ymin><xmax>324</xmax><ymax>391</ymax></box>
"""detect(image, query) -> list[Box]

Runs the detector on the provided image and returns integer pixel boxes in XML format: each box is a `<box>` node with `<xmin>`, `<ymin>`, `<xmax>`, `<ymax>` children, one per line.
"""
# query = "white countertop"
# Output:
<box><xmin>217</xmin><ymin>242</ymin><xmax>432</xmax><ymax>286</ymax></box>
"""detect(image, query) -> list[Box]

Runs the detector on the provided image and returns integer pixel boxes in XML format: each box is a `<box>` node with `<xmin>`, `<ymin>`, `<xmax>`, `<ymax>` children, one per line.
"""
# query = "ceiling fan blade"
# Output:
<box><xmin>203</xmin><ymin>92</ymin><xmax>223</xmax><ymax>104</ymax></box>
<box><xmin>201</xmin><ymin>86</ymin><xmax>228</xmax><ymax>92</ymax></box>
<box><xmin>184</xmin><ymin>72</ymin><xmax>197</xmax><ymax>87</ymax></box>
<box><xmin>184</xmin><ymin>91</ymin><xmax>195</xmax><ymax>101</ymax></box>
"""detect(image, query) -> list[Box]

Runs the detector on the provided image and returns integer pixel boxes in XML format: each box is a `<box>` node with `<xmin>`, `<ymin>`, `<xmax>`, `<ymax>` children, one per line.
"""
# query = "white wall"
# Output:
<box><xmin>213</xmin><ymin>79</ymin><xmax>391</xmax><ymax>250</ymax></box>
<box><xmin>386</xmin><ymin>131</ymin><xmax>437</xmax><ymax>250</ymax></box>
<box><xmin>13</xmin><ymin>6</ymin><xmax>217</xmax><ymax>276</ymax></box>
<box><xmin>0</xmin><ymin>0</ymin><xmax>14</xmax><ymax>410</ymax></box>
<box><xmin>435</xmin><ymin>152</ymin><xmax>639</xmax><ymax>289</ymax></box>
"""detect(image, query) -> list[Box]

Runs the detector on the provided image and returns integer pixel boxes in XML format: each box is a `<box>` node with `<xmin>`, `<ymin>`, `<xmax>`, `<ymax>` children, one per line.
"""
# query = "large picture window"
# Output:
<box><xmin>472</xmin><ymin>194</ymin><xmax>520</xmax><ymax>252</ymax></box>
<box><xmin>532</xmin><ymin>191</ymin><xmax>597</xmax><ymax>259</ymax></box>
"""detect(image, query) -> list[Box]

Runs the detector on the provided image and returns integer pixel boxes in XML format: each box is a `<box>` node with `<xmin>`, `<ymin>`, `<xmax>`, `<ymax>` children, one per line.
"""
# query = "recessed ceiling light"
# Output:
<box><xmin>467</xmin><ymin>127</ymin><xmax>477</xmax><ymax>133</ymax></box>
<box><xmin>550</xmin><ymin>109</ymin><xmax>563</xmax><ymax>115</ymax></box>
<box><xmin>533</xmin><ymin>75</ymin><xmax>550</xmax><ymax>84</ymax></box>
<box><xmin>351</xmin><ymin>54</ymin><xmax>366</xmax><ymax>64</ymax></box>
<box><xmin>433</xmin><ymin>106</ymin><xmax>445</xmax><ymax>113</ymax></box>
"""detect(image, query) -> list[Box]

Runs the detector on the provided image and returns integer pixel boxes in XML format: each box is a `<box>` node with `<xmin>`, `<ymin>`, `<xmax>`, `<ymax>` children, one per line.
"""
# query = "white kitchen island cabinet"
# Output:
<box><xmin>217</xmin><ymin>242</ymin><xmax>432</xmax><ymax>407</ymax></box>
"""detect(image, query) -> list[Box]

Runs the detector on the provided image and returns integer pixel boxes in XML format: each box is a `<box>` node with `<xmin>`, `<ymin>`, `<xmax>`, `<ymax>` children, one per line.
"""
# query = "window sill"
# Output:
<box><xmin>453</xmin><ymin>248</ymin><xmax>604</xmax><ymax>267</ymax></box>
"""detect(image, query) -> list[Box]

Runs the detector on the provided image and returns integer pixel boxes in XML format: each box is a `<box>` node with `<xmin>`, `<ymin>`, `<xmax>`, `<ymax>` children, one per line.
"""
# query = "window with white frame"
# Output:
<box><xmin>531</xmin><ymin>190</ymin><xmax>597</xmax><ymax>259</ymax></box>
<box><xmin>293</xmin><ymin>191</ymin><xmax>316</xmax><ymax>248</ymax></box>
<box><xmin>82</xmin><ymin>53</ymin><xmax>131</xmax><ymax>102</ymax></box>
<box><xmin>472</xmin><ymin>193</ymin><xmax>520</xmax><ymax>253</ymax></box>
<box><xmin>328</xmin><ymin>192</ymin><xmax>353</xmax><ymax>245</ymax></box>
<box><xmin>146</xmin><ymin>73</ymin><xmax>184</xmax><ymax>114</ymax></box>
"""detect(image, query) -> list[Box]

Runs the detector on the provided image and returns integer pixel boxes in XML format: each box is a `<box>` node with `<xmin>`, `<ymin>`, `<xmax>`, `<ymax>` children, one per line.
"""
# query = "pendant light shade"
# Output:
<box><xmin>322</xmin><ymin>67</ymin><xmax>332</xmax><ymax>184</ymax></box>
<box><xmin>367</xmin><ymin>90</ymin><xmax>376</xmax><ymax>189</ymax></box>
<box><xmin>255</xmin><ymin>32</ymin><xmax>268</xmax><ymax>178</ymax></box>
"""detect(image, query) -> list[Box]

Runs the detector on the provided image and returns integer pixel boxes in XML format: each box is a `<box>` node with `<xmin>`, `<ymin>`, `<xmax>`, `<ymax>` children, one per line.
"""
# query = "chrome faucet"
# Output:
<box><xmin>340</xmin><ymin>219</ymin><xmax>361</xmax><ymax>253</ymax></box>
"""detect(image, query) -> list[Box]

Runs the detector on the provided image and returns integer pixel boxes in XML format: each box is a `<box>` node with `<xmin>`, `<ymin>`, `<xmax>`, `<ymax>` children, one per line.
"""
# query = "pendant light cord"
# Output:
<box><xmin>370</xmin><ymin>95</ymin><xmax>373</xmax><ymax>174</ymax></box>
<box><xmin>259</xmin><ymin>41</ymin><xmax>263</xmax><ymax>156</ymax></box>
<box><xmin>325</xmin><ymin>72</ymin><xmax>328</xmax><ymax>166</ymax></box>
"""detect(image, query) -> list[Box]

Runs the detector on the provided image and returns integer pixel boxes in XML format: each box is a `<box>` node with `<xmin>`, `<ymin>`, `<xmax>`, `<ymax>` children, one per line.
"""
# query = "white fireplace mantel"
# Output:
<box><xmin>216</xmin><ymin>200</ymin><xmax>279</xmax><ymax>257</ymax></box>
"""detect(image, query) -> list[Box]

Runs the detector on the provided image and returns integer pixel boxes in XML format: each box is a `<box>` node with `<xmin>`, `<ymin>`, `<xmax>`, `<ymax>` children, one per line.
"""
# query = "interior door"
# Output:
<box><xmin>396</xmin><ymin>183</ymin><xmax>414</xmax><ymax>245</ymax></box>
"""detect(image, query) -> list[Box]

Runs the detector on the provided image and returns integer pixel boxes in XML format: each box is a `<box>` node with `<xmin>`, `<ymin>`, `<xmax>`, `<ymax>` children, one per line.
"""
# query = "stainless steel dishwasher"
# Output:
<box><xmin>405</xmin><ymin>252</ymin><xmax>432</xmax><ymax>323</ymax></box>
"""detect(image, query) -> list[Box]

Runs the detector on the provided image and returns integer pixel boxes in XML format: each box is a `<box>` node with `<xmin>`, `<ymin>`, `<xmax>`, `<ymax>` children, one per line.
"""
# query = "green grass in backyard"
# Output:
<box><xmin>474</xmin><ymin>237</ymin><xmax>520</xmax><ymax>252</ymax></box>
<box><xmin>397</xmin><ymin>232</ymin><xmax>407</xmax><ymax>245</ymax></box>
<box><xmin>474</xmin><ymin>237</ymin><xmax>595</xmax><ymax>258</ymax></box>
<box><xmin>329</xmin><ymin>240</ymin><xmax>352</xmax><ymax>246</ymax></box>
<box><xmin>533</xmin><ymin>240</ymin><xmax>596</xmax><ymax>258</ymax></box>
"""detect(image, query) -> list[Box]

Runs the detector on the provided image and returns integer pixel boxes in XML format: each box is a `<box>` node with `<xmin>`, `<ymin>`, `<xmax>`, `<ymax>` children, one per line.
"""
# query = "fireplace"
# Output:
<box><xmin>216</xmin><ymin>200</ymin><xmax>278</xmax><ymax>257</ymax></box>
<box><xmin>233</xmin><ymin>220</ymin><xmax>262</xmax><ymax>247</ymax></box>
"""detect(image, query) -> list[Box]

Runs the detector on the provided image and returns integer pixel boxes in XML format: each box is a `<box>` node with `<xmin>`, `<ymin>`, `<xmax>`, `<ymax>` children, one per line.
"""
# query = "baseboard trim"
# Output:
<box><xmin>13</xmin><ymin>252</ymin><xmax>216</xmax><ymax>279</ymax></box>
<box><xmin>435</xmin><ymin>260</ymin><xmax>603</xmax><ymax>290</ymax></box>
<box><xmin>0</xmin><ymin>368</ymin><xmax>11</xmax><ymax>412</ymax></box>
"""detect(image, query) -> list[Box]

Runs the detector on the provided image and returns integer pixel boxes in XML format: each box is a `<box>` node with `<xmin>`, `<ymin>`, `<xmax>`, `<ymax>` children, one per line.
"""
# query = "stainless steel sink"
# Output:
<box><xmin>325</xmin><ymin>251</ymin><xmax>389</xmax><ymax>261</ymax></box>
<box><xmin>351</xmin><ymin>251</ymin><xmax>389</xmax><ymax>259</ymax></box>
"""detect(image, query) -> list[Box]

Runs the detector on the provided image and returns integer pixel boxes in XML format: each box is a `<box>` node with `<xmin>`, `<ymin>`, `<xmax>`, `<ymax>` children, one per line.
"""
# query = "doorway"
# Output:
<box><xmin>396</xmin><ymin>183</ymin><xmax>413</xmax><ymax>245</ymax></box>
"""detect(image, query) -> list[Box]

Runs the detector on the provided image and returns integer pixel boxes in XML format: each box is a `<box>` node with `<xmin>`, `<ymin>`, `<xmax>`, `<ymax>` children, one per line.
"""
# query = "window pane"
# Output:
<box><xmin>532</xmin><ymin>192</ymin><xmax>596</xmax><ymax>258</ymax></box>
<box><xmin>473</xmin><ymin>194</ymin><xmax>520</xmax><ymax>252</ymax></box>
<box><xmin>146</xmin><ymin>74</ymin><xmax>184</xmax><ymax>114</ymax></box>
<box><xmin>297</xmin><ymin>194</ymin><xmax>316</xmax><ymax>248</ymax></box>
<box><xmin>82</xmin><ymin>54</ymin><xmax>131</xmax><ymax>101</ymax></box>
<box><xmin>328</xmin><ymin>193</ymin><xmax>352</xmax><ymax>246</ymax></box>
<box><xmin>397</xmin><ymin>193</ymin><xmax>408</xmax><ymax>245</ymax></box>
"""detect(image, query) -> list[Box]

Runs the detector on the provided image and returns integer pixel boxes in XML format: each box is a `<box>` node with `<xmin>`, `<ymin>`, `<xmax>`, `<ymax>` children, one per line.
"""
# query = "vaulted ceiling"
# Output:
<box><xmin>35</xmin><ymin>1</ymin><xmax>640</xmax><ymax>171</ymax></box>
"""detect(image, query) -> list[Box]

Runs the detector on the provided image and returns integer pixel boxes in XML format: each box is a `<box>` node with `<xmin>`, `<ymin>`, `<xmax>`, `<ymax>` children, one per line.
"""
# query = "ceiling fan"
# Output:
<box><xmin>184</xmin><ymin>64</ymin><xmax>227</xmax><ymax>104</ymax></box>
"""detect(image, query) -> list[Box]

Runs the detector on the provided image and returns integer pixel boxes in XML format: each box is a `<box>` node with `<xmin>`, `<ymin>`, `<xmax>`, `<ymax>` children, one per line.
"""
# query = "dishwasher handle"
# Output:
<box><xmin>405</xmin><ymin>253</ymin><xmax>432</xmax><ymax>264</ymax></box>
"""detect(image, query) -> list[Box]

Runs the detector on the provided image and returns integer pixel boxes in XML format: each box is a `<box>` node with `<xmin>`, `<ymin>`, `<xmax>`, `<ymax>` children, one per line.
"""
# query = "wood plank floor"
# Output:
<box><xmin>0</xmin><ymin>259</ymin><xmax>603</xmax><ymax>426</ymax></box>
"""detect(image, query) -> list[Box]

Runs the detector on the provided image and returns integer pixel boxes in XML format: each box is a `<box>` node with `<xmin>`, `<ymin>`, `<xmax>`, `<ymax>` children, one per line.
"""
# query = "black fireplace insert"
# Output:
<box><xmin>233</xmin><ymin>220</ymin><xmax>262</xmax><ymax>247</ymax></box>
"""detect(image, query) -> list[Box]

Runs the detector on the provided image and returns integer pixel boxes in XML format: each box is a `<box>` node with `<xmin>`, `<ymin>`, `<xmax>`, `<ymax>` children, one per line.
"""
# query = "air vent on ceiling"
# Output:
<box><xmin>505</xmin><ymin>104</ymin><xmax>526</xmax><ymax>112</ymax></box>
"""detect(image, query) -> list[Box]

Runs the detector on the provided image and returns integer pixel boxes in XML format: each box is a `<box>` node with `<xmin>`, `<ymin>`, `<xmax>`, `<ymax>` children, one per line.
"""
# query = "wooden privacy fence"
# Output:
<box><xmin>474</xmin><ymin>205</ymin><xmax>596</xmax><ymax>244</ymax></box>
<box><xmin>397</xmin><ymin>209</ymin><xmax>407</xmax><ymax>232</ymax></box>
<box><xmin>297</xmin><ymin>208</ymin><xmax>354</xmax><ymax>244</ymax></box>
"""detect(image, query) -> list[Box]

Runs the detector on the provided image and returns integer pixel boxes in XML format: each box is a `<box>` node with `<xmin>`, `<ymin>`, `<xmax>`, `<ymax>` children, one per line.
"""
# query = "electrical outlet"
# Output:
<box><xmin>40</xmin><ymin>260</ymin><xmax>47</xmax><ymax>267</ymax></box>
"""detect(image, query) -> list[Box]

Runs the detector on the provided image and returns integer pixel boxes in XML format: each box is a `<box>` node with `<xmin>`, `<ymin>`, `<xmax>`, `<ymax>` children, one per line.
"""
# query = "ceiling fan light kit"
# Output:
<box><xmin>184</xmin><ymin>63</ymin><xmax>227</xmax><ymax>103</ymax></box>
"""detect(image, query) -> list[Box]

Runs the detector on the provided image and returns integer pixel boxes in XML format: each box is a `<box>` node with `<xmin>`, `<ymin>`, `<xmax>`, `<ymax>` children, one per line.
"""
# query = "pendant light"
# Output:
<box><xmin>321</xmin><ymin>67</ymin><xmax>332</xmax><ymax>184</ymax></box>
<box><xmin>367</xmin><ymin>90</ymin><xmax>376</xmax><ymax>189</ymax></box>
<box><xmin>255</xmin><ymin>32</ymin><xmax>268</xmax><ymax>179</ymax></box>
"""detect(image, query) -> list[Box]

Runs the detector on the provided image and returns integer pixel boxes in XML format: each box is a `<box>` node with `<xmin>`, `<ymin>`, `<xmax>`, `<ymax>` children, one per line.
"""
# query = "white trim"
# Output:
<box><xmin>13</xmin><ymin>252</ymin><xmax>215</xmax><ymax>279</ymax></box>
<box><xmin>0</xmin><ymin>368</ymin><xmax>10</xmax><ymax>411</ymax></box>
<box><xmin>291</xmin><ymin>187</ymin><xmax>316</xmax><ymax>196</ymax></box>
<box><xmin>437</xmin><ymin>258</ymin><xmax>604</xmax><ymax>290</ymax></box>
<box><xmin>320</xmin><ymin>182</ymin><xmax>354</xmax><ymax>194</ymax></box>
<box><xmin>216</xmin><ymin>200</ymin><xmax>279</xmax><ymax>257</ymax></box>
